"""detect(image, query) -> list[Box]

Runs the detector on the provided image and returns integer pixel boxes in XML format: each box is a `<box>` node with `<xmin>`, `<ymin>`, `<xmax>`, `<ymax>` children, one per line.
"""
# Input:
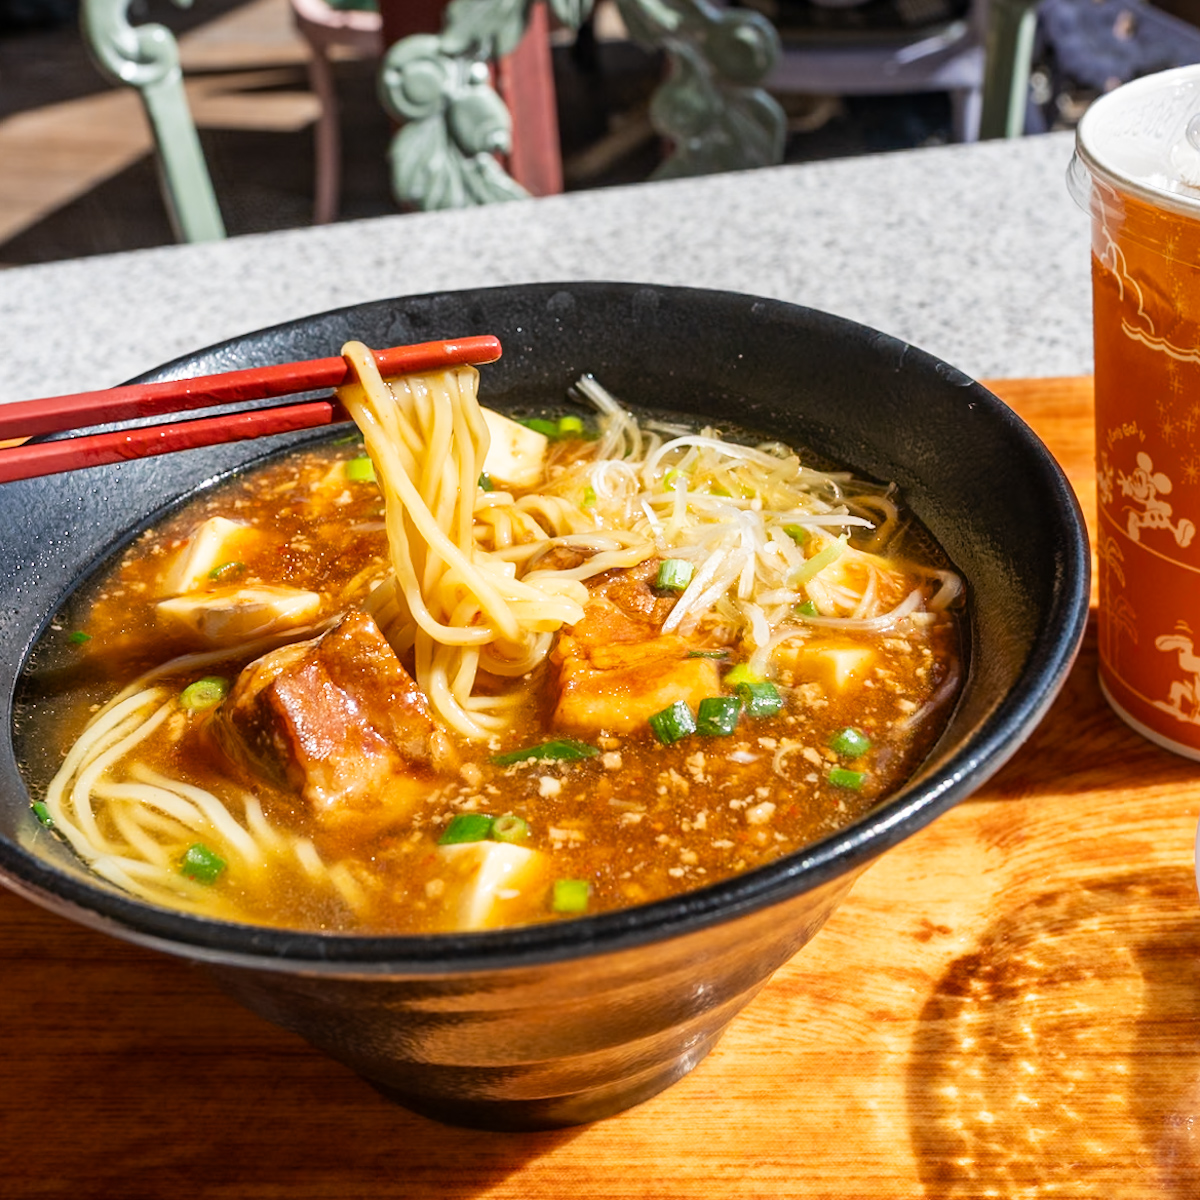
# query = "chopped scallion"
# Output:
<box><xmin>828</xmin><ymin>767</ymin><xmax>865</xmax><ymax>791</ymax></box>
<box><xmin>782</xmin><ymin>524</ymin><xmax>811</xmax><ymax>545</ymax></box>
<box><xmin>68</xmin><ymin>630</ymin><xmax>91</xmax><ymax>645</ymax></box>
<box><xmin>491</xmin><ymin>814</ymin><xmax>531</xmax><ymax>844</ymax></box>
<box><xmin>723</xmin><ymin>663</ymin><xmax>764</xmax><ymax>688</ymax></box>
<box><xmin>180</xmin><ymin>843</ymin><xmax>226</xmax><ymax>884</ymax></box>
<box><xmin>490</xmin><ymin>739</ymin><xmax>598</xmax><ymax>766</ymax></box>
<box><xmin>31</xmin><ymin>801</ymin><xmax>54</xmax><ymax>829</ymax></box>
<box><xmin>179</xmin><ymin>676</ymin><xmax>229</xmax><ymax>711</ymax></box>
<box><xmin>735</xmin><ymin>680</ymin><xmax>783</xmax><ymax>718</ymax></box>
<box><xmin>696</xmin><ymin>695</ymin><xmax>741</xmax><ymax>736</ymax></box>
<box><xmin>519</xmin><ymin>417</ymin><xmax>560</xmax><ymax>438</ymax></box>
<box><xmin>551</xmin><ymin>878</ymin><xmax>591</xmax><ymax>914</ymax></box>
<box><xmin>656</xmin><ymin>559</ymin><xmax>695</xmax><ymax>591</ymax></box>
<box><xmin>649</xmin><ymin>700</ymin><xmax>696</xmax><ymax>745</ymax></box>
<box><xmin>438</xmin><ymin>813</ymin><xmax>495</xmax><ymax>844</ymax></box>
<box><xmin>345</xmin><ymin>455</ymin><xmax>376</xmax><ymax>483</ymax></box>
<box><xmin>830</xmin><ymin>726</ymin><xmax>872</xmax><ymax>758</ymax></box>
<box><xmin>582</xmin><ymin>485</ymin><xmax>597</xmax><ymax>508</ymax></box>
<box><xmin>478</xmin><ymin>473</ymin><xmax>495</xmax><ymax>492</ymax></box>
<box><xmin>687</xmin><ymin>649</ymin><xmax>729</xmax><ymax>659</ymax></box>
<box><xmin>794</xmin><ymin>600</ymin><xmax>819</xmax><ymax>618</ymax></box>
<box><xmin>557</xmin><ymin>415</ymin><xmax>584</xmax><ymax>436</ymax></box>
<box><xmin>207</xmin><ymin>560</ymin><xmax>245</xmax><ymax>580</ymax></box>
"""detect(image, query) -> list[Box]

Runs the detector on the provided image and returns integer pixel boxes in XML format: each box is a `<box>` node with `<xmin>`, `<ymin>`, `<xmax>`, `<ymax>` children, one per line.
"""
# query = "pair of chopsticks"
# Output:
<box><xmin>0</xmin><ymin>335</ymin><xmax>502</xmax><ymax>485</ymax></box>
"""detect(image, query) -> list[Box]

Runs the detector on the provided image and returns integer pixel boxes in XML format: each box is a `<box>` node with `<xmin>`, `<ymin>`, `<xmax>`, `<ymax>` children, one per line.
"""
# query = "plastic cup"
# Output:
<box><xmin>1070</xmin><ymin>66</ymin><xmax>1200</xmax><ymax>759</ymax></box>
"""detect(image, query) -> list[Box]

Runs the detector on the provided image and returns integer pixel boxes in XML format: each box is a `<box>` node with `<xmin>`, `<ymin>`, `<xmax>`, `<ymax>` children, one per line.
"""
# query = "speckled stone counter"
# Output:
<box><xmin>0</xmin><ymin>130</ymin><xmax>1091</xmax><ymax>406</ymax></box>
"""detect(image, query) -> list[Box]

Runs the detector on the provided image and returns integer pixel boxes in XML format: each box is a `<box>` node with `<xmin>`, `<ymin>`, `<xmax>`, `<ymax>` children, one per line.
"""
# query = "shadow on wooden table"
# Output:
<box><xmin>909</xmin><ymin>862</ymin><xmax>1200</xmax><ymax>1198</ymax></box>
<box><xmin>906</xmin><ymin>617</ymin><xmax>1200</xmax><ymax>1198</ymax></box>
<box><xmin>0</xmin><ymin>897</ymin><xmax>581</xmax><ymax>1197</ymax></box>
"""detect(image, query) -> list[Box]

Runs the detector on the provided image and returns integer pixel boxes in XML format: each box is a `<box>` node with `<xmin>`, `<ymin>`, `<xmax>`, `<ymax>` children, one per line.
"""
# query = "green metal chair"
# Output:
<box><xmin>81</xmin><ymin>0</ymin><xmax>226</xmax><ymax>242</ymax></box>
<box><xmin>979</xmin><ymin>0</ymin><xmax>1042</xmax><ymax>138</ymax></box>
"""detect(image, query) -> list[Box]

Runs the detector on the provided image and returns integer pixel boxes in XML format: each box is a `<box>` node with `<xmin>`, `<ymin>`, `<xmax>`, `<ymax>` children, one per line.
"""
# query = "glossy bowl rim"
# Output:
<box><xmin>0</xmin><ymin>282</ymin><xmax>1091</xmax><ymax>975</ymax></box>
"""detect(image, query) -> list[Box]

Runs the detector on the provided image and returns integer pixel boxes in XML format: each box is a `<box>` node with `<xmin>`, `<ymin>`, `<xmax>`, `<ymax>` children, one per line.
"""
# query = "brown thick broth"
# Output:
<box><xmin>20</xmin><ymin>429</ymin><xmax>962</xmax><ymax>934</ymax></box>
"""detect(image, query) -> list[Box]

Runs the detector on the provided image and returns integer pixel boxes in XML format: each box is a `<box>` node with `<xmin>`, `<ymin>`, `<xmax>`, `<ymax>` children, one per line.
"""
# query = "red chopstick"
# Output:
<box><xmin>0</xmin><ymin>335</ymin><xmax>501</xmax><ymax>484</ymax></box>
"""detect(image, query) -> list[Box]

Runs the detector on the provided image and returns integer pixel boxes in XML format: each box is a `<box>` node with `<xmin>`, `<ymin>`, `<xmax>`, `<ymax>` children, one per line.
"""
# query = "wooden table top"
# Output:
<box><xmin>7</xmin><ymin>377</ymin><xmax>1200</xmax><ymax>1199</ymax></box>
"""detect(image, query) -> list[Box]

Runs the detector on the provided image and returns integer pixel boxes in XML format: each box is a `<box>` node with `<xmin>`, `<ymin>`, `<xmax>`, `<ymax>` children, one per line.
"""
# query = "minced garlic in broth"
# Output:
<box><xmin>17</xmin><ymin>422</ymin><xmax>962</xmax><ymax>935</ymax></box>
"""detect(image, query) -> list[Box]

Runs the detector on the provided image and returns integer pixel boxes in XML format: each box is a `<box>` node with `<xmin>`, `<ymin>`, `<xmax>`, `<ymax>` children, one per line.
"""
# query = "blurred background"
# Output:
<box><xmin>5</xmin><ymin>0</ymin><xmax>1200</xmax><ymax>267</ymax></box>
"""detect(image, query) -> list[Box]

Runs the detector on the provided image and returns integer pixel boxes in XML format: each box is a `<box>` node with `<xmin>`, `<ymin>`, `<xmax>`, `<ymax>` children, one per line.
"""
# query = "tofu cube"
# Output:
<box><xmin>435</xmin><ymin>841</ymin><xmax>549</xmax><ymax>931</ymax></box>
<box><xmin>156</xmin><ymin>585</ymin><xmax>322</xmax><ymax>645</ymax></box>
<box><xmin>481</xmin><ymin>408</ymin><xmax>548</xmax><ymax>490</ymax></box>
<box><xmin>160</xmin><ymin>517</ymin><xmax>262</xmax><ymax>597</ymax></box>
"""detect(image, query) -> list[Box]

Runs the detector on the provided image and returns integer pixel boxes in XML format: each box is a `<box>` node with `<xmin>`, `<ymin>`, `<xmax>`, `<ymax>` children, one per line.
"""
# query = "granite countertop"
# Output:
<box><xmin>0</xmin><ymin>130</ymin><xmax>1091</xmax><ymax>405</ymax></box>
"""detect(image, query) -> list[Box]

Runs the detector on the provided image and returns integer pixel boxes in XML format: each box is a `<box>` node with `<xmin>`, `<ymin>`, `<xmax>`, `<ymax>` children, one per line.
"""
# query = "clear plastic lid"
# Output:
<box><xmin>1072</xmin><ymin>65</ymin><xmax>1200</xmax><ymax>217</ymax></box>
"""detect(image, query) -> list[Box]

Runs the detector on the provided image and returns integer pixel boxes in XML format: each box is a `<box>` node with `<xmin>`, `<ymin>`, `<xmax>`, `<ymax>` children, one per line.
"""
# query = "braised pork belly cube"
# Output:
<box><xmin>550</xmin><ymin>560</ymin><xmax>721</xmax><ymax>735</ymax></box>
<box><xmin>583</xmin><ymin>558</ymin><xmax>680</xmax><ymax>631</ymax></box>
<box><xmin>213</xmin><ymin>610</ymin><xmax>454</xmax><ymax>829</ymax></box>
<box><xmin>553</xmin><ymin>631</ymin><xmax>720</xmax><ymax>734</ymax></box>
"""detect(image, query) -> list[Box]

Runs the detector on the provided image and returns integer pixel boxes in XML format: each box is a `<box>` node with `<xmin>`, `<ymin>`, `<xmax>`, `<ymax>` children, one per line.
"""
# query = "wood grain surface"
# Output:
<box><xmin>6</xmin><ymin>377</ymin><xmax>1200</xmax><ymax>1200</ymax></box>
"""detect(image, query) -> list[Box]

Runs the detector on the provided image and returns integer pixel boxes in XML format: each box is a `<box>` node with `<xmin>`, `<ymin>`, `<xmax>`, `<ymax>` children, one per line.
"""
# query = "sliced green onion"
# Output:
<box><xmin>478</xmin><ymin>473</ymin><xmax>495</xmax><ymax>492</ymax></box>
<box><xmin>68</xmin><ymin>630</ymin><xmax>91</xmax><ymax>644</ymax></box>
<box><xmin>656</xmin><ymin>559</ymin><xmax>695</xmax><ymax>591</ymax></box>
<box><xmin>557</xmin><ymin>415</ymin><xmax>584</xmax><ymax>436</ymax></box>
<box><xmin>345</xmin><ymin>455</ymin><xmax>376</xmax><ymax>483</ymax></box>
<box><xmin>582</xmin><ymin>485</ymin><xmax>597</xmax><ymax>508</ymax></box>
<box><xmin>794</xmin><ymin>600</ymin><xmax>819</xmax><ymax>618</ymax></box>
<box><xmin>180</xmin><ymin>843</ymin><xmax>226</xmax><ymax>884</ymax></box>
<box><xmin>490</xmin><ymin>738</ymin><xmax>598</xmax><ymax>766</ymax></box>
<box><xmin>696</xmin><ymin>695</ymin><xmax>741</xmax><ymax>736</ymax></box>
<box><xmin>551</xmin><ymin>878</ymin><xmax>591</xmax><ymax>914</ymax></box>
<box><xmin>179</xmin><ymin>676</ymin><xmax>229</xmax><ymax>711</ymax></box>
<box><xmin>662</xmin><ymin>468</ymin><xmax>685</xmax><ymax>491</ymax></box>
<box><xmin>687</xmin><ymin>649</ymin><xmax>729</xmax><ymax>659</ymax></box>
<box><xmin>207</xmin><ymin>560</ymin><xmax>245</xmax><ymax>580</ymax></box>
<box><xmin>782</xmin><ymin>524</ymin><xmax>811</xmax><ymax>545</ymax></box>
<box><xmin>830</xmin><ymin>726</ymin><xmax>872</xmax><ymax>758</ymax></box>
<box><xmin>438</xmin><ymin>813</ymin><xmax>495</xmax><ymax>844</ymax></box>
<box><xmin>31</xmin><ymin>801</ymin><xmax>54</xmax><ymax>829</ymax></box>
<box><xmin>649</xmin><ymin>700</ymin><xmax>696</xmax><ymax>745</ymax></box>
<box><xmin>735</xmin><ymin>680</ymin><xmax>783</xmax><ymax>718</ymax></box>
<box><xmin>828</xmin><ymin>767</ymin><xmax>865</xmax><ymax>791</ymax></box>
<box><xmin>723</xmin><ymin>663</ymin><xmax>764</xmax><ymax>688</ymax></box>
<box><xmin>519</xmin><ymin>417</ymin><xmax>560</xmax><ymax>438</ymax></box>
<box><xmin>791</xmin><ymin>534</ymin><xmax>848</xmax><ymax>586</ymax></box>
<box><xmin>491</xmin><ymin>814</ymin><xmax>531</xmax><ymax>844</ymax></box>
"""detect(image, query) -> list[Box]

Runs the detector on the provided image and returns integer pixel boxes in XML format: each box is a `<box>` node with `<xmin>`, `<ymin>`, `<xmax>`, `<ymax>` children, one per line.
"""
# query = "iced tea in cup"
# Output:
<box><xmin>1070</xmin><ymin>66</ymin><xmax>1200</xmax><ymax>757</ymax></box>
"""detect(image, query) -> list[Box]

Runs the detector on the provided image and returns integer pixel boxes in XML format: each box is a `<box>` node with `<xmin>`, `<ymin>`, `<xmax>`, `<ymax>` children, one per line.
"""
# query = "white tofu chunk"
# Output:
<box><xmin>481</xmin><ymin>408</ymin><xmax>548</xmax><ymax>490</ymax></box>
<box><xmin>156</xmin><ymin>585</ymin><xmax>321</xmax><ymax>645</ymax></box>
<box><xmin>435</xmin><ymin>840</ymin><xmax>549</xmax><ymax>931</ymax></box>
<box><xmin>780</xmin><ymin>643</ymin><xmax>875</xmax><ymax>692</ymax></box>
<box><xmin>160</xmin><ymin>517</ymin><xmax>261</xmax><ymax>597</ymax></box>
<box><xmin>815</xmin><ymin>647</ymin><xmax>875</xmax><ymax>690</ymax></box>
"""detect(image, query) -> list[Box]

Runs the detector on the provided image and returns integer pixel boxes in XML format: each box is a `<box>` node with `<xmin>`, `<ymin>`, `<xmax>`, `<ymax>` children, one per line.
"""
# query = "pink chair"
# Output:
<box><xmin>289</xmin><ymin>0</ymin><xmax>384</xmax><ymax>223</ymax></box>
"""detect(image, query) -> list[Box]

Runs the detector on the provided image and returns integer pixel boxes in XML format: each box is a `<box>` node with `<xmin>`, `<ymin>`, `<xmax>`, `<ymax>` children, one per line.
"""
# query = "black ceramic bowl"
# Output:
<box><xmin>0</xmin><ymin>283</ymin><xmax>1089</xmax><ymax>1130</ymax></box>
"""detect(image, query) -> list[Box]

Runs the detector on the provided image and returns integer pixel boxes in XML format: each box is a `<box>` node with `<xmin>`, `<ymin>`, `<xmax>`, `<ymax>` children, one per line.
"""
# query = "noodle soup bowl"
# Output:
<box><xmin>0</xmin><ymin>283</ymin><xmax>1089</xmax><ymax>1130</ymax></box>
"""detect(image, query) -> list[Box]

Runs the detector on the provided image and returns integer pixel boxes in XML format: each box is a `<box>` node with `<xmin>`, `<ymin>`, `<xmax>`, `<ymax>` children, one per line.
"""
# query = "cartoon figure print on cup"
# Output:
<box><xmin>1072</xmin><ymin>68</ymin><xmax>1200</xmax><ymax>757</ymax></box>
